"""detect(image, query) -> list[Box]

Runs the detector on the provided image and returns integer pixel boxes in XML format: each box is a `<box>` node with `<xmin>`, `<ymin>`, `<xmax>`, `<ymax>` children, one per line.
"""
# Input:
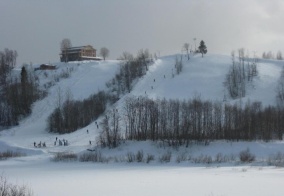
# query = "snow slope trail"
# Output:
<box><xmin>1</xmin><ymin>60</ymin><xmax>119</xmax><ymax>148</ymax></box>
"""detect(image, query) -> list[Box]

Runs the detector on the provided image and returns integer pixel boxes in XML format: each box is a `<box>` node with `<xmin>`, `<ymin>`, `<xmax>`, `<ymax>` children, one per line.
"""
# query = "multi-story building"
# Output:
<box><xmin>60</xmin><ymin>45</ymin><xmax>100</xmax><ymax>62</ymax></box>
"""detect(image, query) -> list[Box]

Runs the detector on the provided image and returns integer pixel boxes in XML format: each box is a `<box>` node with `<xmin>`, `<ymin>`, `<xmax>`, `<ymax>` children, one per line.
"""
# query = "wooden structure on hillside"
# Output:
<box><xmin>34</xmin><ymin>64</ymin><xmax>56</xmax><ymax>71</ymax></box>
<box><xmin>60</xmin><ymin>45</ymin><xmax>100</xmax><ymax>62</ymax></box>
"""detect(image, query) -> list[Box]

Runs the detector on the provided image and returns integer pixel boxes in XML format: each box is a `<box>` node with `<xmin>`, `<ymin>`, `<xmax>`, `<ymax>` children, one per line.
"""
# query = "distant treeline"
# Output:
<box><xmin>119</xmin><ymin>96</ymin><xmax>284</xmax><ymax>146</ymax></box>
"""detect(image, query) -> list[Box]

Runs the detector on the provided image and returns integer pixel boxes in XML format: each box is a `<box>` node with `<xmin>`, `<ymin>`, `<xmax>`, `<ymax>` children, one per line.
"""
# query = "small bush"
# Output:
<box><xmin>193</xmin><ymin>155</ymin><xmax>213</xmax><ymax>164</ymax></box>
<box><xmin>136</xmin><ymin>150</ymin><xmax>144</xmax><ymax>162</ymax></box>
<box><xmin>268</xmin><ymin>152</ymin><xmax>284</xmax><ymax>167</ymax></box>
<box><xmin>159</xmin><ymin>151</ymin><xmax>171</xmax><ymax>163</ymax></box>
<box><xmin>51</xmin><ymin>152</ymin><xmax>78</xmax><ymax>162</ymax></box>
<box><xmin>146</xmin><ymin>154</ymin><xmax>155</xmax><ymax>163</ymax></box>
<box><xmin>126</xmin><ymin>152</ymin><xmax>136</xmax><ymax>163</ymax></box>
<box><xmin>0</xmin><ymin>150</ymin><xmax>26</xmax><ymax>160</ymax></box>
<box><xmin>79</xmin><ymin>151</ymin><xmax>108</xmax><ymax>163</ymax></box>
<box><xmin>176</xmin><ymin>152</ymin><xmax>188</xmax><ymax>163</ymax></box>
<box><xmin>239</xmin><ymin>148</ymin><xmax>255</xmax><ymax>163</ymax></box>
<box><xmin>114</xmin><ymin>155</ymin><xmax>125</xmax><ymax>163</ymax></box>
<box><xmin>0</xmin><ymin>175</ymin><xmax>33</xmax><ymax>196</ymax></box>
<box><xmin>215</xmin><ymin>153</ymin><xmax>224</xmax><ymax>163</ymax></box>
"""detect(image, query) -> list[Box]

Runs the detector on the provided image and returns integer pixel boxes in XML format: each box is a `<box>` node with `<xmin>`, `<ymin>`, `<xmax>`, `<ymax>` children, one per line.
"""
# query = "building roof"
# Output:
<box><xmin>64</xmin><ymin>45</ymin><xmax>96</xmax><ymax>52</ymax></box>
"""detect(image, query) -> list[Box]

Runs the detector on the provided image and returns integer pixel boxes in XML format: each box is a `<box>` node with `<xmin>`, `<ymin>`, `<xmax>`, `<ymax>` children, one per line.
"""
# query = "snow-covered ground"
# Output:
<box><xmin>1</xmin><ymin>54</ymin><xmax>284</xmax><ymax>196</ymax></box>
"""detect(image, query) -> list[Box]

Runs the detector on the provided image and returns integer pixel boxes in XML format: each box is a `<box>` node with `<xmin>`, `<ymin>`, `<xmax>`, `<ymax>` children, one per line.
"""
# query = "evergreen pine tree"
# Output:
<box><xmin>198</xmin><ymin>40</ymin><xmax>207</xmax><ymax>57</ymax></box>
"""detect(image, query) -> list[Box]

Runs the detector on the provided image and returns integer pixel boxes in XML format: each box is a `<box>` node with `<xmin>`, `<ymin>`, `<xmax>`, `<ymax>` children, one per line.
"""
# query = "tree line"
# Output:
<box><xmin>102</xmin><ymin>96</ymin><xmax>283</xmax><ymax>147</ymax></box>
<box><xmin>47</xmin><ymin>90</ymin><xmax>116</xmax><ymax>134</ymax></box>
<box><xmin>224</xmin><ymin>49</ymin><xmax>258</xmax><ymax>99</ymax></box>
<box><xmin>262</xmin><ymin>50</ymin><xmax>283</xmax><ymax>60</ymax></box>
<box><xmin>0</xmin><ymin>49</ymin><xmax>45</xmax><ymax>128</ymax></box>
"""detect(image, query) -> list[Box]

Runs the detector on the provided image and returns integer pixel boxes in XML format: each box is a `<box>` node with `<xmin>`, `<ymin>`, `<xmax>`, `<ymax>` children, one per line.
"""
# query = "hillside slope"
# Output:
<box><xmin>1</xmin><ymin>54</ymin><xmax>284</xmax><ymax>196</ymax></box>
<box><xmin>1</xmin><ymin>54</ymin><xmax>283</xmax><ymax>149</ymax></box>
<box><xmin>130</xmin><ymin>54</ymin><xmax>282</xmax><ymax>106</ymax></box>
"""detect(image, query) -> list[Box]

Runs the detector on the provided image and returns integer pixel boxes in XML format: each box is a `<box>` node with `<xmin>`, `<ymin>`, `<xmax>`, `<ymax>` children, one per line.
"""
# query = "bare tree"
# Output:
<box><xmin>276</xmin><ymin>66</ymin><xmax>284</xmax><ymax>107</ymax></box>
<box><xmin>98</xmin><ymin>108</ymin><xmax>121</xmax><ymax>148</ymax></box>
<box><xmin>277</xmin><ymin>51</ymin><xmax>283</xmax><ymax>60</ymax></box>
<box><xmin>100</xmin><ymin>47</ymin><xmax>109</xmax><ymax>60</ymax></box>
<box><xmin>183</xmin><ymin>43</ymin><xmax>190</xmax><ymax>60</ymax></box>
<box><xmin>60</xmin><ymin>38</ymin><xmax>72</xmax><ymax>62</ymax></box>
<box><xmin>175</xmin><ymin>55</ymin><xmax>183</xmax><ymax>75</ymax></box>
<box><xmin>193</xmin><ymin>38</ymin><xmax>197</xmax><ymax>52</ymax></box>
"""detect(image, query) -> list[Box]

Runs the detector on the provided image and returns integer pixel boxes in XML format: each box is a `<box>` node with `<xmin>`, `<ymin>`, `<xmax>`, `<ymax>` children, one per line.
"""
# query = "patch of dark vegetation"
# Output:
<box><xmin>239</xmin><ymin>148</ymin><xmax>255</xmax><ymax>163</ymax></box>
<box><xmin>268</xmin><ymin>152</ymin><xmax>284</xmax><ymax>167</ymax></box>
<box><xmin>0</xmin><ymin>150</ymin><xmax>26</xmax><ymax>160</ymax></box>
<box><xmin>51</xmin><ymin>152</ymin><xmax>78</xmax><ymax>162</ymax></box>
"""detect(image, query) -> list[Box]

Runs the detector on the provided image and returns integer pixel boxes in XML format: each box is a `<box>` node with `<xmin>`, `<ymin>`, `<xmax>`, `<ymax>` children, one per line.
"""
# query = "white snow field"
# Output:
<box><xmin>1</xmin><ymin>54</ymin><xmax>284</xmax><ymax>196</ymax></box>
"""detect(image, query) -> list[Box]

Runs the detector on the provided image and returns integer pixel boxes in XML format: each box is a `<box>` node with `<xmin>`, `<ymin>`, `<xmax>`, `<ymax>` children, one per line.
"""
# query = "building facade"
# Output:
<box><xmin>60</xmin><ymin>45</ymin><xmax>100</xmax><ymax>62</ymax></box>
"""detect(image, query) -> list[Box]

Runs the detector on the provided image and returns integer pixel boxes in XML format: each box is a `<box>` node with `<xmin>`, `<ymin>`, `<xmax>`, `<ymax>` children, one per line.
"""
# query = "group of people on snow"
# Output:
<box><xmin>33</xmin><ymin>127</ymin><xmax>97</xmax><ymax>148</ymax></box>
<box><xmin>33</xmin><ymin>141</ymin><xmax>46</xmax><ymax>148</ymax></box>
<box><xmin>54</xmin><ymin>137</ymin><xmax>69</xmax><ymax>146</ymax></box>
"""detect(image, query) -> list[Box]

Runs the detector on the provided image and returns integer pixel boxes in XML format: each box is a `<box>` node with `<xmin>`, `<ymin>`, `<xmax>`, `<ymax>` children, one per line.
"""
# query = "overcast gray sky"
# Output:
<box><xmin>1</xmin><ymin>0</ymin><xmax>284</xmax><ymax>65</ymax></box>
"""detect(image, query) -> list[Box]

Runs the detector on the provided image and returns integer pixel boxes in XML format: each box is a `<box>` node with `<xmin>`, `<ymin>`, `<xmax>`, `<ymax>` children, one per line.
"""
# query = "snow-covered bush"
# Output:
<box><xmin>136</xmin><ymin>150</ymin><xmax>144</xmax><ymax>162</ymax></box>
<box><xmin>239</xmin><ymin>148</ymin><xmax>255</xmax><ymax>163</ymax></box>
<box><xmin>159</xmin><ymin>151</ymin><xmax>172</xmax><ymax>163</ymax></box>
<box><xmin>79</xmin><ymin>151</ymin><xmax>108</xmax><ymax>163</ymax></box>
<box><xmin>176</xmin><ymin>152</ymin><xmax>188</xmax><ymax>163</ymax></box>
<box><xmin>192</xmin><ymin>154</ymin><xmax>213</xmax><ymax>164</ymax></box>
<box><xmin>126</xmin><ymin>152</ymin><xmax>135</xmax><ymax>163</ymax></box>
<box><xmin>51</xmin><ymin>152</ymin><xmax>78</xmax><ymax>162</ymax></box>
<box><xmin>268</xmin><ymin>152</ymin><xmax>284</xmax><ymax>167</ymax></box>
<box><xmin>0</xmin><ymin>150</ymin><xmax>26</xmax><ymax>160</ymax></box>
<box><xmin>146</xmin><ymin>154</ymin><xmax>155</xmax><ymax>163</ymax></box>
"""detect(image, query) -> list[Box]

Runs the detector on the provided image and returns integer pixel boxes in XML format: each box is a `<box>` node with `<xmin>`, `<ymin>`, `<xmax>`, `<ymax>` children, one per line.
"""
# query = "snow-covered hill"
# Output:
<box><xmin>130</xmin><ymin>53</ymin><xmax>282</xmax><ymax>105</ymax></box>
<box><xmin>2</xmin><ymin>53</ymin><xmax>283</xmax><ymax>147</ymax></box>
<box><xmin>1</xmin><ymin>54</ymin><xmax>284</xmax><ymax>196</ymax></box>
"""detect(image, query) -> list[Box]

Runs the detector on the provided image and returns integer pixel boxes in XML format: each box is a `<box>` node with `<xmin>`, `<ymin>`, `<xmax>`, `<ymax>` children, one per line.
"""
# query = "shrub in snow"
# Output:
<box><xmin>0</xmin><ymin>175</ymin><xmax>33</xmax><ymax>196</ymax></box>
<box><xmin>146</xmin><ymin>154</ymin><xmax>155</xmax><ymax>164</ymax></box>
<box><xmin>136</xmin><ymin>150</ymin><xmax>144</xmax><ymax>162</ymax></box>
<box><xmin>215</xmin><ymin>153</ymin><xmax>224</xmax><ymax>163</ymax></box>
<box><xmin>239</xmin><ymin>148</ymin><xmax>255</xmax><ymax>163</ymax></box>
<box><xmin>79</xmin><ymin>151</ymin><xmax>108</xmax><ymax>163</ymax></box>
<box><xmin>192</xmin><ymin>155</ymin><xmax>213</xmax><ymax>164</ymax></box>
<box><xmin>126</xmin><ymin>152</ymin><xmax>136</xmax><ymax>163</ymax></box>
<box><xmin>159</xmin><ymin>151</ymin><xmax>172</xmax><ymax>163</ymax></box>
<box><xmin>268</xmin><ymin>152</ymin><xmax>284</xmax><ymax>167</ymax></box>
<box><xmin>214</xmin><ymin>153</ymin><xmax>237</xmax><ymax>163</ymax></box>
<box><xmin>176</xmin><ymin>152</ymin><xmax>188</xmax><ymax>163</ymax></box>
<box><xmin>0</xmin><ymin>150</ymin><xmax>26</xmax><ymax>160</ymax></box>
<box><xmin>114</xmin><ymin>155</ymin><xmax>125</xmax><ymax>163</ymax></box>
<box><xmin>51</xmin><ymin>152</ymin><xmax>78</xmax><ymax>162</ymax></box>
